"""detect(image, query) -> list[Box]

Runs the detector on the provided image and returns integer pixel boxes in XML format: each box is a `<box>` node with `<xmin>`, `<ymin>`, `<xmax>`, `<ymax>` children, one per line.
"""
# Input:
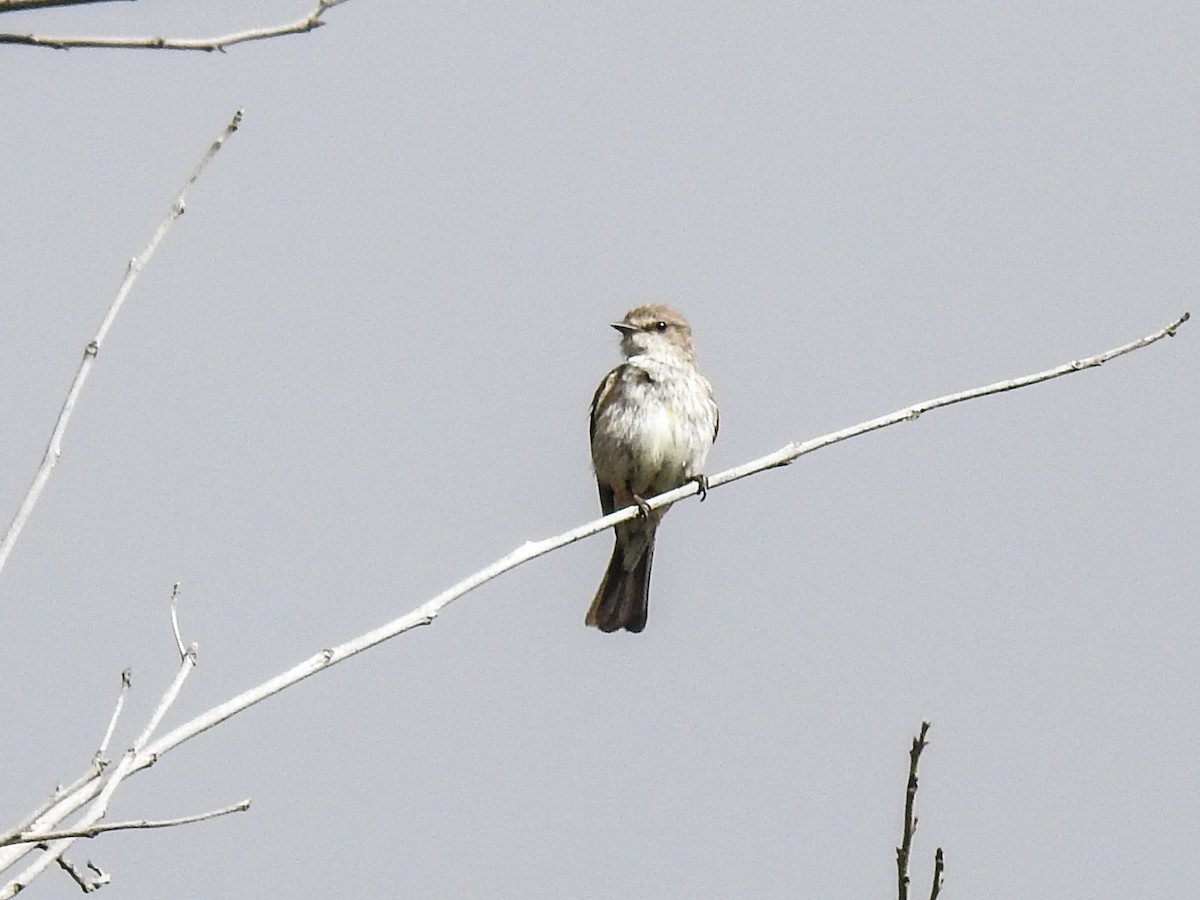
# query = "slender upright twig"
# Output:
<box><xmin>929</xmin><ymin>847</ymin><xmax>944</xmax><ymax>900</ymax></box>
<box><xmin>896</xmin><ymin>722</ymin><xmax>943</xmax><ymax>900</ymax></box>
<box><xmin>897</xmin><ymin>722</ymin><xmax>929</xmax><ymax>900</ymax></box>
<box><xmin>169</xmin><ymin>583</ymin><xmax>185</xmax><ymax>658</ymax></box>
<box><xmin>94</xmin><ymin>668</ymin><xmax>132</xmax><ymax>765</ymax></box>
<box><xmin>0</xmin><ymin>110</ymin><xmax>242</xmax><ymax>588</ymax></box>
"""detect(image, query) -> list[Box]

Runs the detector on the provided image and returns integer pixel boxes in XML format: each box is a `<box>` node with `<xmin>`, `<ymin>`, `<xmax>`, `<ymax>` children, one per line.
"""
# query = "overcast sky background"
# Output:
<box><xmin>1</xmin><ymin>2</ymin><xmax>1197</xmax><ymax>897</ymax></box>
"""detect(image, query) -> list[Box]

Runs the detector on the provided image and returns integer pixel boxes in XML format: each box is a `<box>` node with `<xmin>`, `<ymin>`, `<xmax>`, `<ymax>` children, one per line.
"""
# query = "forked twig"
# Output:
<box><xmin>1</xmin><ymin>640</ymin><xmax>197</xmax><ymax>896</ymax></box>
<box><xmin>47</xmin><ymin>852</ymin><xmax>108</xmax><ymax>893</ymax></box>
<box><xmin>0</xmin><ymin>669</ymin><xmax>129</xmax><ymax>858</ymax></box>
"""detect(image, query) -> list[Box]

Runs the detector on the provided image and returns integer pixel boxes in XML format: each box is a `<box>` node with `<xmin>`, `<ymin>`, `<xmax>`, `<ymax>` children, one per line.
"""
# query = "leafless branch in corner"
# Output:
<box><xmin>0</xmin><ymin>0</ymin><xmax>132</xmax><ymax>12</ymax></box>
<box><xmin>0</xmin><ymin>668</ymin><xmax>130</xmax><ymax>855</ymax></box>
<box><xmin>0</xmin><ymin>627</ymin><xmax>198</xmax><ymax>896</ymax></box>
<box><xmin>0</xmin><ymin>0</ymin><xmax>353</xmax><ymax>51</ymax></box>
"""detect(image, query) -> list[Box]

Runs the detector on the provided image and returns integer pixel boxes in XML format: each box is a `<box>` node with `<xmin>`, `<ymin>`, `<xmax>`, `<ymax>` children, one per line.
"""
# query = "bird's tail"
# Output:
<box><xmin>586</xmin><ymin>524</ymin><xmax>655</xmax><ymax>633</ymax></box>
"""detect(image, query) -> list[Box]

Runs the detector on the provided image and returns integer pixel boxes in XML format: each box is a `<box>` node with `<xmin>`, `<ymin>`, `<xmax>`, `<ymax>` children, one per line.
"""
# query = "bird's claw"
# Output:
<box><xmin>692</xmin><ymin>474</ymin><xmax>709</xmax><ymax>501</ymax></box>
<box><xmin>632</xmin><ymin>494</ymin><xmax>652</xmax><ymax>518</ymax></box>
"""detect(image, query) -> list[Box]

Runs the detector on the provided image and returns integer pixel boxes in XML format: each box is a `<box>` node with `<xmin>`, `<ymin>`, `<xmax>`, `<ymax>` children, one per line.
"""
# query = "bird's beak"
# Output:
<box><xmin>611</xmin><ymin>321</ymin><xmax>635</xmax><ymax>334</ymax></box>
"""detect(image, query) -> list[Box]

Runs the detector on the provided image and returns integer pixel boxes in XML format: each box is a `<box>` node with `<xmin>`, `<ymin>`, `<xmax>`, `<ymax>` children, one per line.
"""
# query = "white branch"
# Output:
<box><xmin>2</xmin><ymin>800</ymin><xmax>250</xmax><ymax>847</ymax></box>
<box><xmin>705</xmin><ymin>311</ymin><xmax>1191</xmax><ymax>493</ymax></box>
<box><xmin>94</xmin><ymin>668</ymin><xmax>132</xmax><ymax>765</ymax></box>
<box><xmin>169</xmin><ymin>583</ymin><xmax>185</xmax><ymax>659</ymax></box>
<box><xmin>0</xmin><ymin>312</ymin><xmax>1187</xmax><ymax>893</ymax></box>
<box><xmin>0</xmin><ymin>109</ymin><xmax>242</xmax><ymax>589</ymax></box>
<box><xmin>0</xmin><ymin>769</ymin><xmax>103</xmax><ymax>872</ymax></box>
<box><xmin>67</xmin><ymin>316</ymin><xmax>1200</xmax><ymax>774</ymax></box>
<box><xmin>0</xmin><ymin>0</ymin><xmax>353</xmax><ymax>51</ymax></box>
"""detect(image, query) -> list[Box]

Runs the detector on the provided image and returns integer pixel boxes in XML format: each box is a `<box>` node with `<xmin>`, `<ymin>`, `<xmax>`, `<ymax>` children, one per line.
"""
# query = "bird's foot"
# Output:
<box><xmin>691</xmin><ymin>474</ymin><xmax>709</xmax><ymax>501</ymax></box>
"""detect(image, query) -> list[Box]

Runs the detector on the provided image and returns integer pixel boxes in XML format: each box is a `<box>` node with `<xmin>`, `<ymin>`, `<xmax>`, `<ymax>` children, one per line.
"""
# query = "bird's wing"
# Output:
<box><xmin>588</xmin><ymin>364</ymin><xmax>623</xmax><ymax>445</ymax></box>
<box><xmin>590</xmin><ymin>364</ymin><xmax>634</xmax><ymax>516</ymax></box>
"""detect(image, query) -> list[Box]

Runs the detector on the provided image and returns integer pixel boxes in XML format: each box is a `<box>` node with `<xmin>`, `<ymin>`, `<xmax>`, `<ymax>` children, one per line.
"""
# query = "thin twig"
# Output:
<box><xmin>897</xmin><ymin>722</ymin><xmax>930</xmax><ymax>900</ymax></box>
<box><xmin>94</xmin><ymin>668</ymin><xmax>132</xmax><ymax>765</ymax></box>
<box><xmin>708</xmin><ymin>312</ymin><xmax>1190</xmax><ymax>495</ymax></box>
<box><xmin>3</xmin><ymin>800</ymin><xmax>250</xmax><ymax>847</ymax></box>
<box><xmin>0</xmin><ymin>0</ymin><xmax>352</xmax><ymax>51</ymax></box>
<box><xmin>46</xmin><ymin>851</ymin><xmax>108</xmax><ymax>893</ymax></box>
<box><xmin>0</xmin><ymin>109</ymin><xmax>242</xmax><ymax>589</ymax></box>
<box><xmin>170</xmin><ymin>583</ymin><xmax>185</xmax><ymax>659</ymax></box>
<box><xmin>929</xmin><ymin>847</ymin><xmax>944</xmax><ymax>900</ymax></box>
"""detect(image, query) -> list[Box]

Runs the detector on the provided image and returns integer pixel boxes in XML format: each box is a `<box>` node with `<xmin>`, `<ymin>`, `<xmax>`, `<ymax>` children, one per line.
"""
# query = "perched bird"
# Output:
<box><xmin>586</xmin><ymin>305</ymin><xmax>719</xmax><ymax>633</ymax></box>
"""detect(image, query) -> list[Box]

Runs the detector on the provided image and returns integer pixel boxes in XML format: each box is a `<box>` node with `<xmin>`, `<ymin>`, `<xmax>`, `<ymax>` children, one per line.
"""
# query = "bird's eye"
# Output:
<box><xmin>654</xmin><ymin>321</ymin><xmax>668</xmax><ymax>332</ymax></box>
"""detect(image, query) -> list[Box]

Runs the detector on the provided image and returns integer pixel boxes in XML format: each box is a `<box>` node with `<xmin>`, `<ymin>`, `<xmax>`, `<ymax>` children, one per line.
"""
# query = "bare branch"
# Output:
<box><xmin>9</xmin><ymin>311</ymin><xmax>1133</xmax><ymax>789</ymax></box>
<box><xmin>0</xmin><ymin>314</ymin><xmax>1184</xmax><ymax>891</ymax></box>
<box><xmin>0</xmin><ymin>0</ymin><xmax>353</xmax><ymax>51</ymax></box>
<box><xmin>3</xmin><ymin>800</ymin><xmax>250</xmax><ymax>847</ymax></box>
<box><xmin>0</xmin><ymin>0</ymin><xmax>132</xmax><ymax>11</ymax></box>
<box><xmin>0</xmin><ymin>110</ymin><xmax>242</xmax><ymax>589</ymax></box>
<box><xmin>897</xmin><ymin>722</ymin><xmax>931</xmax><ymax>900</ymax></box>
<box><xmin>0</xmin><ymin>768</ymin><xmax>103</xmax><ymax>867</ymax></box>
<box><xmin>929</xmin><ymin>847</ymin><xmax>944</xmax><ymax>900</ymax></box>
<box><xmin>896</xmin><ymin>724</ymin><xmax>944</xmax><ymax>900</ymax></box>
<box><xmin>98</xmin><ymin>312</ymin><xmax>1192</xmax><ymax>770</ymax></box>
<box><xmin>94</xmin><ymin>668</ymin><xmax>132</xmax><ymax>765</ymax></box>
<box><xmin>709</xmin><ymin>311</ymin><xmax>1190</xmax><ymax>495</ymax></box>
<box><xmin>170</xmin><ymin>583</ymin><xmax>185</xmax><ymax>659</ymax></box>
<box><xmin>47</xmin><ymin>853</ymin><xmax>108</xmax><ymax>893</ymax></box>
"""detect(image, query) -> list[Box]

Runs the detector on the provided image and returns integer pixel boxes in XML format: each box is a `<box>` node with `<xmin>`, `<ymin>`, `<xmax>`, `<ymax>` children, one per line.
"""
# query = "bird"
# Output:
<box><xmin>586</xmin><ymin>305</ymin><xmax>718</xmax><ymax>633</ymax></box>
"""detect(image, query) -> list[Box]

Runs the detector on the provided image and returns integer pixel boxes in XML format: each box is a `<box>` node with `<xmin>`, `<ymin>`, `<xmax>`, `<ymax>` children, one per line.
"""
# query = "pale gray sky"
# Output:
<box><xmin>2</xmin><ymin>2</ymin><xmax>1197</xmax><ymax>897</ymax></box>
